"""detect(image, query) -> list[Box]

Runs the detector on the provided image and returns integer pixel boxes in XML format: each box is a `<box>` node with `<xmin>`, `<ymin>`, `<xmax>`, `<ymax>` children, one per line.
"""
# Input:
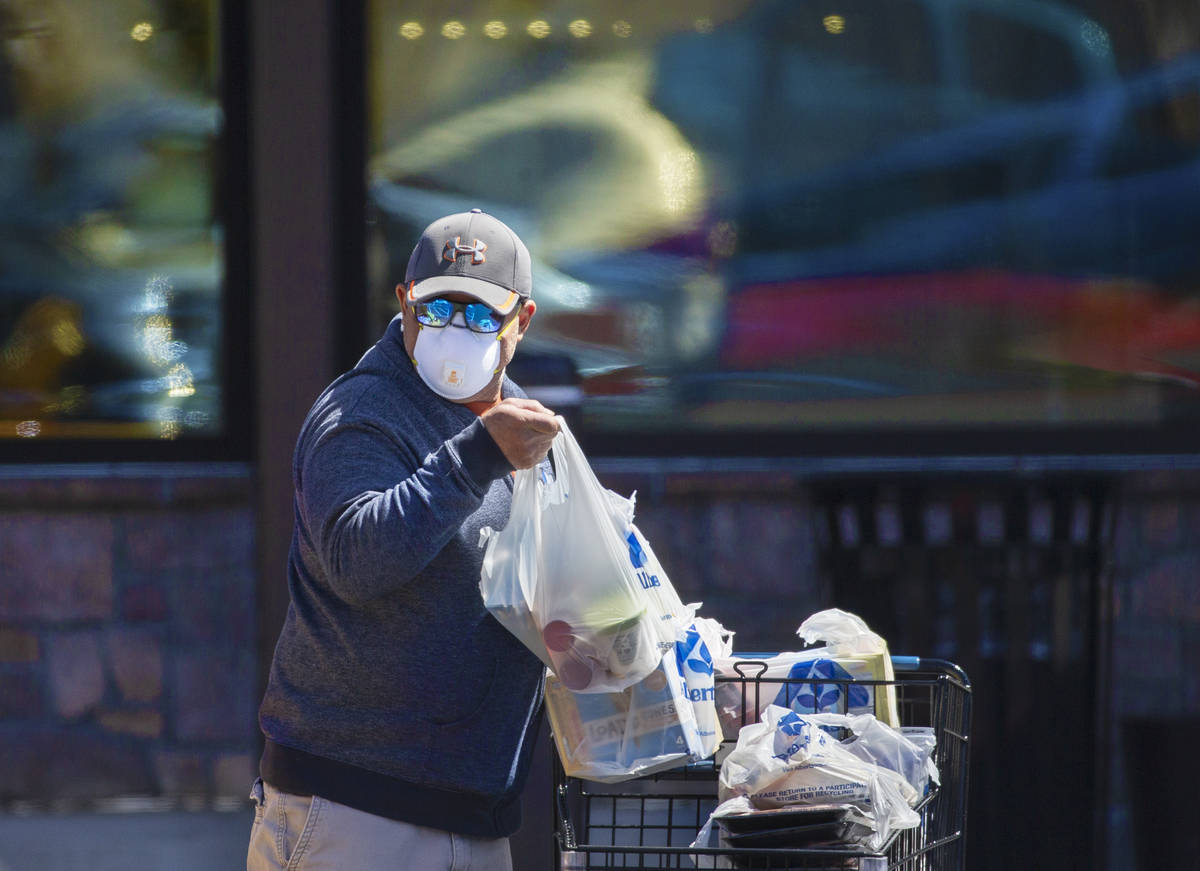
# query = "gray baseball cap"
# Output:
<box><xmin>404</xmin><ymin>209</ymin><xmax>532</xmax><ymax>315</ymax></box>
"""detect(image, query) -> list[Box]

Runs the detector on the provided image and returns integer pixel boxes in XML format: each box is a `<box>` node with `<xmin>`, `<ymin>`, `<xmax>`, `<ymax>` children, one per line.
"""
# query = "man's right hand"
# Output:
<box><xmin>480</xmin><ymin>398</ymin><xmax>560</xmax><ymax>469</ymax></box>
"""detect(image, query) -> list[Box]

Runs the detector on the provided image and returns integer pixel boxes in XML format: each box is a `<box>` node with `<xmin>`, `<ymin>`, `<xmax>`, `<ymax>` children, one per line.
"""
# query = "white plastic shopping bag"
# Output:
<box><xmin>713</xmin><ymin>608</ymin><xmax>900</xmax><ymax>733</ymax></box>
<box><xmin>787</xmin><ymin>712</ymin><xmax>939</xmax><ymax>799</ymax></box>
<box><xmin>479</xmin><ymin>419</ymin><xmax>678</xmax><ymax>693</ymax></box>
<box><xmin>542</xmin><ymin>617</ymin><xmax>730</xmax><ymax>782</ymax></box>
<box><xmin>675</xmin><ymin>617</ymin><xmax>734</xmax><ymax>760</ymax></box>
<box><xmin>544</xmin><ymin>647</ymin><xmax>706</xmax><ymax>783</ymax></box>
<box><xmin>694</xmin><ymin>705</ymin><xmax>921</xmax><ymax>852</ymax></box>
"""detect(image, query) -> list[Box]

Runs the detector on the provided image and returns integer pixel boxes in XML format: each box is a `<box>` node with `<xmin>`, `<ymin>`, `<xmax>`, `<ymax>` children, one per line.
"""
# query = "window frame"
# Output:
<box><xmin>0</xmin><ymin>0</ymin><xmax>253</xmax><ymax>464</ymax></box>
<box><xmin>362</xmin><ymin>1</ymin><xmax>1200</xmax><ymax>463</ymax></box>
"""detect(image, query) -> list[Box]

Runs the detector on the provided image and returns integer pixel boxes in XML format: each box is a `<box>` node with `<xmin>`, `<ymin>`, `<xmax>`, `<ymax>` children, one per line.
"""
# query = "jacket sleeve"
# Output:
<box><xmin>295</xmin><ymin>414</ymin><xmax>513</xmax><ymax>605</ymax></box>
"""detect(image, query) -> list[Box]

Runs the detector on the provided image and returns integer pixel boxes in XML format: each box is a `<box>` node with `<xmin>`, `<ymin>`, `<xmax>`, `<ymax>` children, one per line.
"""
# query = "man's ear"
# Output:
<box><xmin>394</xmin><ymin>283</ymin><xmax>407</xmax><ymax>310</ymax></box>
<box><xmin>517</xmin><ymin>299</ymin><xmax>537</xmax><ymax>333</ymax></box>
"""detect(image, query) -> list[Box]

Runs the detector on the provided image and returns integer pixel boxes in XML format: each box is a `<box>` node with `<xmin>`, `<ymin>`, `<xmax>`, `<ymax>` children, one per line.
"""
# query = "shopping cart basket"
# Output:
<box><xmin>553</xmin><ymin>655</ymin><xmax>971</xmax><ymax>870</ymax></box>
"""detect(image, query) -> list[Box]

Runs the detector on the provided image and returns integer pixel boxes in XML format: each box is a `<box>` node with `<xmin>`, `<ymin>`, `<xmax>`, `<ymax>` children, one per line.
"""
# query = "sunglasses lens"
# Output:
<box><xmin>415</xmin><ymin>298</ymin><xmax>453</xmax><ymax>326</ymax></box>
<box><xmin>465</xmin><ymin>303</ymin><xmax>502</xmax><ymax>333</ymax></box>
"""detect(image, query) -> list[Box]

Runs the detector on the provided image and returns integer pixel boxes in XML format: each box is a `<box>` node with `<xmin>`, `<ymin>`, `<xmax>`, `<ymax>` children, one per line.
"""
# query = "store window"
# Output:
<box><xmin>0</xmin><ymin>0</ymin><xmax>231</xmax><ymax>448</ymax></box>
<box><xmin>367</xmin><ymin>1</ymin><xmax>1200</xmax><ymax>452</ymax></box>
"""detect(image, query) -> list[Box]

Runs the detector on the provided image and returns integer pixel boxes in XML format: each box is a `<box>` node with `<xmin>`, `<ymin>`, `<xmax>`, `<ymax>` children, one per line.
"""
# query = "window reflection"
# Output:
<box><xmin>0</xmin><ymin>0</ymin><xmax>222</xmax><ymax>440</ymax></box>
<box><xmin>367</xmin><ymin>1</ymin><xmax>1200</xmax><ymax>437</ymax></box>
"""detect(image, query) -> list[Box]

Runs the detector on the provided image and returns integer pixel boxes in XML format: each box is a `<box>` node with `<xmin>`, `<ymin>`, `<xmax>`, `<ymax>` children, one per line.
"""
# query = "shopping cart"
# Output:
<box><xmin>553</xmin><ymin>655</ymin><xmax>971</xmax><ymax>870</ymax></box>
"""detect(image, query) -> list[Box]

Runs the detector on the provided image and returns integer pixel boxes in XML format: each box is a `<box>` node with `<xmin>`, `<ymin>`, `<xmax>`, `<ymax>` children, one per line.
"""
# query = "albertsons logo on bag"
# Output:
<box><xmin>675</xmin><ymin>627</ymin><xmax>715</xmax><ymax>704</ymax></box>
<box><xmin>771</xmin><ymin>710</ymin><xmax>831</xmax><ymax>760</ymax></box>
<box><xmin>627</xmin><ymin>531</ymin><xmax>661</xmax><ymax>591</ymax></box>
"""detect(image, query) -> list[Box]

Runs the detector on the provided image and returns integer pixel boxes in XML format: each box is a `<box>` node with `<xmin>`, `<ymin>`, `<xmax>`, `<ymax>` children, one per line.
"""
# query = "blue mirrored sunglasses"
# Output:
<box><xmin>412</xmin><ymin>297</ymin><xmax>505</xmax><ymax>333</ymax></box>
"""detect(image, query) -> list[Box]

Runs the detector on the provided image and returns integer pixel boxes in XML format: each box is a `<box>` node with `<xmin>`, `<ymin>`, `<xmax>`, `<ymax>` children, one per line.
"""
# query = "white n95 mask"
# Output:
<box><xmin>411</xmin><ymin>321</ymin><xmax>502</xmax><ymax>401</ymax></box>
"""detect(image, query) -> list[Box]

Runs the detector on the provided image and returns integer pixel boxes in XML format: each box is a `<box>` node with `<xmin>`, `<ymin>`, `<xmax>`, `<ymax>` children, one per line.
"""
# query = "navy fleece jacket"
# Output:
<box><xmin>257</xmin><ymin>314</ymin><xmax>546</xmax><ymax>838</ymax></box>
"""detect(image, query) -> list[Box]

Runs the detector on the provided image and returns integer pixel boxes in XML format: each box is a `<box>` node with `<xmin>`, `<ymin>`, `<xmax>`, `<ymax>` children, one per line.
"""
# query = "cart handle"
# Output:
<box><xmin>729</xmin><ymin>653</ymin><xmax>971</xmax><ymax>690</ymax></box>
<box><xmin>891</xmin><ymin>656</ymin><xmax>971</xmax><ymax>689</ymax></box>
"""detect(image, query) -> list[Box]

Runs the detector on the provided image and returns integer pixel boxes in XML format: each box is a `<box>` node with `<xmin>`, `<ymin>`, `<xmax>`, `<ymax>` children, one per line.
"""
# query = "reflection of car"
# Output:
<box><xmin>652</xmin><ymin>0</ymin><xmax>1119</xmax><ymax>179</ymax></box>
<box><xmin>366</xmin><ymin>1</ymin><xmax>1200</xmax><ymax>431</ymax></box>
<box><xmin>731</xmin><ymin>53</ymin><xmax>1200</xmax><ymax>286</ymax></box>
<box><xmin>718</xmin><ymin>53</ymin><xmax>1200</xmax><ymax>400</ymax></box>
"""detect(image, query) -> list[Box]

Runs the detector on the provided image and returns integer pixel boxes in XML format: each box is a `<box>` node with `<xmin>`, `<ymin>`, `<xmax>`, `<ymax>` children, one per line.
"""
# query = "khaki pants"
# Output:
<box><xmin>246</xmin><ymin>779</ymin><xmax>514</xmax><ymax>871</ymax></box>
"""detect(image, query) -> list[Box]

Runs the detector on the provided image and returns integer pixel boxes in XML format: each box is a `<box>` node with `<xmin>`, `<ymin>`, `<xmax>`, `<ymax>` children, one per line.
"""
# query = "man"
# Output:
<box><xmin>248</xmin><ymin>210</ymin><xmax>559</xmax><ymax>870</ymax></box>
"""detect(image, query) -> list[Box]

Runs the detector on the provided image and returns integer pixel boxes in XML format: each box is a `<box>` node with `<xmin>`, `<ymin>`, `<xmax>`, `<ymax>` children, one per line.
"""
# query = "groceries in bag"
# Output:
<box><xmin>545</xmin><ymin>616</ymin><xmax>731</xmax><ymax>782</ymax></box>
<box><xmin>713</xmin><ymin>609</ymin><xmax>900</xmax><ymax>734</ymax></box>
<box><xmin>479</xmin><ymin>419</ymin><xmax>680</xmax><ymax>692</ymax></box>
<box><xmin>694</xmin><ymin>704</ymin><xmax>928</xmax><ymax>852</ymax></box>
<box><xmin>544</xmin><ymin>647</ymin><xmax>703</xmax><ymax>782</ymax></box>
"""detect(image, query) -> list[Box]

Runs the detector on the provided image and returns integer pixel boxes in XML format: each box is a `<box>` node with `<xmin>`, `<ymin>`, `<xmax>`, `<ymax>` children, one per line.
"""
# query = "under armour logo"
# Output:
<box><xmin>442</xmin><ymin>237</ymin><xmax>488</xmax><ymax>265</ymax></box>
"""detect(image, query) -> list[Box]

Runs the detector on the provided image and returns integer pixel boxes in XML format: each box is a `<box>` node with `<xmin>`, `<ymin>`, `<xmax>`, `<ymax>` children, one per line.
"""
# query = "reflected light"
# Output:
<box><xmin>158</xmin><ymin>408</ymin><xmax>182</xmax><ymax>440</ymax></box>
<box><xmin>441</xmin><ymin>21</ymin><xmax>466</xmax><ymax>39</ymax></box>
<box><xmin>707</xmin><ymin>221</ymin><xmax>738</xmax><ymax>258</ymax></box>
<box><xmin>16</xmin><ymin>421</ymin><xmax>41</xmax><ymax>438</ymax></box>
<box><xmin>142</xmin><ymin>315</ymin><xmax>186</xmax><ymax>366</ymax></box>
<box><xmin>130</xmin><ymin>22</ymin><xmax>154</xmax><ymax>42</ymax></box>
<box><xmin>612</xmin><ymin>20</ymin><xmax>632</xmax><ymax>38</ymax></box>
<box><xmin>568</xmin><ymin>20</ymin><xmax>592</xmax><ymax>38</ymax></box>
<box><xmin>143</xmin><ymin>275</ymin><xmax>172</xmax><ymax>312</ymax></box>
<box><xmin>694</xmin><ymin>18</ymin><xmax>714</xmax><ymax>34</ymax></box>
<box><xmin>527</xmin><ymin>20</ymin><xmax>551</xmax><ymax>39</ymax></box>
<box><xmin>659</xmin><ymin>149</ymin><xmax>698</xmax><ymax>214</ymax></box>
<box><xmin>1080</xmin><ymin>20</ymin><xmax>1111</xmax><ymax>55</ymax></box>
<box><xmin>166</xmin><ymin>364</ymin><xmax>195</xmax><ymax>398</ymax></box>
<box><xmin>484</xmin><ymin>21</ymin><xmax>508</xmax><ymax>39</ymax></box>
<box><xmin>823</xmin><ymin>15</ymin><xmax>846</xmax><ymax>34</ymax></box>
<box><xmin>47</xmin><ymin>385</ymin><xmax>85</xmax><ymax>414</ymax></box>
<box><xmin>677</xmin><ymin>274</ymin><xmax>724</xmax><ymax>359</ymax></box>
<box><xmin>370</xmin><ymin>55</ymin><xmax>709</xmax><ymax>252</ymax></box>
<box><xmin>398</xmin><ymin>21</ymin><xmax>423</xmax><ymax>39</ymax></box>
<box><xmin>51</xmin><ymin>320</ymin><xmax>84</xmax><ymax>356</ymax></box>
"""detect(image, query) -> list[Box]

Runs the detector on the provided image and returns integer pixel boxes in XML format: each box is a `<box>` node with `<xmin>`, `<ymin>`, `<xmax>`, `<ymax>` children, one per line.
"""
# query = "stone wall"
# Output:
<box><xmin>595</xmin><ymin>460</ymin><xmax>1200</xmax><ymax>871</ymax></box>
<box><xmin>1107</xmin><ymin>469</ymin><xmax>1200</xmax><ymax>869</ymax></box>
<box><xmin>2</xmin><ymin>460</ymin><xmax>1197</xmax><ymax>870</ymax></box>
<box><xmin>0</xmin><ymin>465</ymin><xmax>258</xmax><ymax>810</ymax></box>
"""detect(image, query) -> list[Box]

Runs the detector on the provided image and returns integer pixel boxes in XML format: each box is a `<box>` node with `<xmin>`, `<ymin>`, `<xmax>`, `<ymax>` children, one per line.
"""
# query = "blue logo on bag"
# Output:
<box><xmin>675</xmin><ymin>628</ymin><xmax>715</xmax><ymax>702</ymax></box>
<box><xmin>775</xmin><ymin>659</ymin><xmax>871</xmax><ymax>713</ymax></box>
<box><xmin>627</xmin><ymin>531</ymin><xmax>645</xmax><ymax>567</ymax></box>
<box><xmin>626</xmin><ymin>531</ymin><xmax>661</xmax><ymax>589</ymax></box>
<box><xmin>772</xmin><ymin>710</ymin><xmax>823</xmax><ymax>759</ymax></box>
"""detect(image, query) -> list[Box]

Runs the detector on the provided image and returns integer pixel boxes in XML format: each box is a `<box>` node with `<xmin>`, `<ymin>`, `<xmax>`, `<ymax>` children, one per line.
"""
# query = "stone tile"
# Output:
<box><xmin>153</xmin><ymin>750</ymin><xmax>209</xmax><ymax>795</ymax></box>
<box><xmin>0</xmin><ymin>627</ymin><xmax>40</xmax><ymax>663</ymax></box>
<box><xmin>171</xmin><ymin>650</ymin><xmax>257</xmax><ymax>743</ymax></box>
<box><xmin>121</xmin><ymin>583</ymin><xmax>169</xmax><ymax>622</ymax></box>
<box><xmin>104</xmin><ymin>628</ymin><xmax>163</xmax><ymax>703</ymax></box>
<box><xmin>167</xmin><ymin>474</ymin><xmax>254</xmax><ymax>504</ymax></box>
<box><xmin>45</xmin><ymin>631</ymin><xmax>105</xmax><ymax>719</ymax></box>
<box><xmin>213</xmin><ymin>753</ymin><xmax>257</xmax><ymax>798</ymax></box>
<box><xmin>0</xmin><ymin>669</ymin><xmax>44</xmax><ymax>718</ymax></box>
<box><xmin>0</xmin><ymin>724</ymin><xmax>40</xmax><ymax>795</ymax></box>
<box><xmin>124</xmin><ymin>508</ymin><xmax>254</xmax><ymax>574</ymax></box>
<box><xmin>168</xmin><ymin>568</ymin><xmax>255</xmax><ymax>646</ymax></box>
<box><xmin>3</xmin><ymin>728</ymin><xmax>155</xmax><ymax>801</ymax></box>
<box><xmin>0</xmin><ymin>513</ymin><xmax>114</xmax><ymax>620</ymax></box>
<box><xmin>98</xmin><ymin>709</ymin><xmax>165</xmax><ymax>739</ymax></box>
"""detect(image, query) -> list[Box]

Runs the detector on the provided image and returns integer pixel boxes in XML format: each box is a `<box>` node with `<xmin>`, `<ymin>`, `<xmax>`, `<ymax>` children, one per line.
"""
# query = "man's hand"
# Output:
<box><xmin>480</xmin><ymin>398</ymin><xmax>560</xmax><ymax>469</ymax></box>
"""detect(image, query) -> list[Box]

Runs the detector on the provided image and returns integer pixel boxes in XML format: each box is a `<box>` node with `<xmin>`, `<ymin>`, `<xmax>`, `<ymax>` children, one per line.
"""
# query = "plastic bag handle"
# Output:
<box><xmin>537</xmin><ymin>416</ymin><xmax>583</xmax><ymax>505</ymax></box>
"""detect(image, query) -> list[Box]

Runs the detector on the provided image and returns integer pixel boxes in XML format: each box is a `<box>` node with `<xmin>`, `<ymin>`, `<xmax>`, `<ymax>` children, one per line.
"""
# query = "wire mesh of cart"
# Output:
<box><xmin>553</xmin><ymin>655</ymin><xmax>971</xmax><ymax>871</ymax></box>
